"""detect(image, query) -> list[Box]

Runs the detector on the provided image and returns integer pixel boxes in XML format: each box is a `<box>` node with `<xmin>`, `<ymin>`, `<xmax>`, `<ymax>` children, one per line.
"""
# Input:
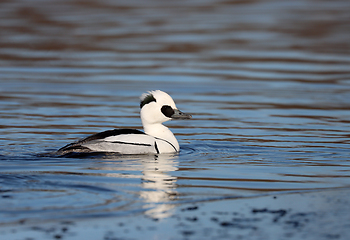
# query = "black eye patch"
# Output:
<box><xmin>140</xmin><ymin>94</ymin><xmax>156</xmax><ymax>108</ymax></box>
<box><xmin>161</xmin><ymin>105</ymin><xmax>174</xmax><ymax>118</ymax></box>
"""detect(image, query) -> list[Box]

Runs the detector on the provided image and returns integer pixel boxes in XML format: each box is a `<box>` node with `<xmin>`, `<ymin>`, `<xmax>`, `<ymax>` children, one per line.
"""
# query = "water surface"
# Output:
<box><xmin>1</xmin><ymin>0</ymin><xmax>350</xmax><ymax>239</ymax></box>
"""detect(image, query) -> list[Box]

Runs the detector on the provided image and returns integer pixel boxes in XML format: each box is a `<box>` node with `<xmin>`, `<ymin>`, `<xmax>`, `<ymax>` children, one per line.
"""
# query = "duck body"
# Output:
<box><xmin>56</xmin><ymin>90</ymin><xmax>191</xmax><ymax>156</ymax></box>
<box><xmin>57</xmin><ymin>129</ymin><xmax>178</xmax><ymax>155</ymax></box>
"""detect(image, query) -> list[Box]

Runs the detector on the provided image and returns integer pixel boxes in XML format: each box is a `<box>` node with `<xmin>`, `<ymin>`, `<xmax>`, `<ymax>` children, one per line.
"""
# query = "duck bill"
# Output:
<box><xmin>171</xmin><ymin>109</ymin><xmax>192</xmax><ymax>119</ymax></box>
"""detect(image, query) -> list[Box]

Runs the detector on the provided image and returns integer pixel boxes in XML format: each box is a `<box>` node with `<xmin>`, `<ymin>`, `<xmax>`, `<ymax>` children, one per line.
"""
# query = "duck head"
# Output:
<box><xmin>140</xmin><ymin>90</ymin><xmax>192</xmax><ymax>126</ymax></box>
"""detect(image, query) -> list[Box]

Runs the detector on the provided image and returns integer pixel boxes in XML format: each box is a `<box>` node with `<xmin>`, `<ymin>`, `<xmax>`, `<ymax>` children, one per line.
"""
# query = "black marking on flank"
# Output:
<box><xmin>161</xmin><ymin>105</ymin><xmax>175</xmax><ymax>118</ymax></box>
<box><xmin>155</xmin><ymin>137</ymin><xmax>178</xmax><ymax>152</ymax></box>
<box><xmin>76</xmin><ymin>129</ymin><xmax>145</xmax><ymax>144</ymax></box>
<box><xmin>110</xmin><ymin>141</ymin><xmax>152</xmax><ymax>147</ymax></box>
<box><xmin>154</xmin><ymin>141</ymin><xmax>160</xmax><ymax>154</ymax></box>
<box><xmin>140</xmin><ymin>94</ymin><xmax>156</xmax><ymax>108</ymax></box>
<box><xmin>56</xmin><ymin>129</ymin><xmax>145</xmax><ymax>155</ymax></box>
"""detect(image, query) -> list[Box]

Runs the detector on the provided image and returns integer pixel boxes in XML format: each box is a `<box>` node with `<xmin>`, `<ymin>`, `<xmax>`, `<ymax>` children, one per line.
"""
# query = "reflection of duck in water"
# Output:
<box><xmin>56</xmin><ymin>90</ymin><xmax>191</xmax><ymax>156</ymax></box>
<box><xmin>140</xmin><ymin>154</ymin><xmax>179</xmax><ymax>219</ymax></box>
<box><xmin>92</xmin><ymin>154</ymin><xmax>179</xmax><ymax>220</ymax></box>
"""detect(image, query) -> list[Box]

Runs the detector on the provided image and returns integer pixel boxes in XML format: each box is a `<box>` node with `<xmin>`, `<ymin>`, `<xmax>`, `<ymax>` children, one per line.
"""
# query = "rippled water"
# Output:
<box><xmin>1</xmin><ymin>0</ymin><xmax>350</xmax><ymax>239</ymax></box>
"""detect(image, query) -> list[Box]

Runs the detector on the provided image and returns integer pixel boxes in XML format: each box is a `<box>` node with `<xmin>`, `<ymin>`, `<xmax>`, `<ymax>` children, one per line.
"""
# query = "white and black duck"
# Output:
<box><xmin>56</xmin><ymin>90</ymin><xmax>192</xmax><ymax>156</ymax></box>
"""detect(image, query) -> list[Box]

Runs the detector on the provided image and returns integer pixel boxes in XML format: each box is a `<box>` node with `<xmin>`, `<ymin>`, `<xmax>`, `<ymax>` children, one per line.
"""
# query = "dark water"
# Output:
<box><xmin>1</xmin><ymin>0</ymin><xmax>350</xmax><ymax>238</ymax></box>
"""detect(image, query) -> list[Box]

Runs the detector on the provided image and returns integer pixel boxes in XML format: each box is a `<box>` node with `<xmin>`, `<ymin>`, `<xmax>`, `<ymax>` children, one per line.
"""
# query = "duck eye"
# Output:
<box><xmin>161</xmin><ymin>105</ymin><xmax>174</xmax><ymax>118</ymax></box>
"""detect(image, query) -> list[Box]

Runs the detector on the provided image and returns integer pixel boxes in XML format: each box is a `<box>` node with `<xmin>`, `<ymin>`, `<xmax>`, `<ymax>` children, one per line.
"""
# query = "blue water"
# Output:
<box><xmin>0</xmin><ymin>0</ymin><xmax>350</xmax><ymax>238</ymax></box>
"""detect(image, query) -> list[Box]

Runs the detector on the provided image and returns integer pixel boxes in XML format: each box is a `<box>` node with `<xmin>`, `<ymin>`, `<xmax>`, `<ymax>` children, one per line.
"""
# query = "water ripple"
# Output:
<box><xmin>0</xmin><ymin>0</ymin><xmax>350</xmax><ymax>229</ymax></box>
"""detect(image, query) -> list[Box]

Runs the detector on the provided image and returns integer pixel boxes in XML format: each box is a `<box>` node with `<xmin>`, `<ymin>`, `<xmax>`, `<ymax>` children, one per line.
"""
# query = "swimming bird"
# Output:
<box><xmin>56</xmin><ymin>90</ymin><xmax>192</xmax><ymax>156</ymax></box>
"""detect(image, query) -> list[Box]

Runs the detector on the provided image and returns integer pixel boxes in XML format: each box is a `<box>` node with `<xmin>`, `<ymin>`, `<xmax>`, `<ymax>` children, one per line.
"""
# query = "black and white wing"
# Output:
<box><xmin>56</xmin><ymin>129</ymin><xmax>158</xmax><ymax>155</ymax></box>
